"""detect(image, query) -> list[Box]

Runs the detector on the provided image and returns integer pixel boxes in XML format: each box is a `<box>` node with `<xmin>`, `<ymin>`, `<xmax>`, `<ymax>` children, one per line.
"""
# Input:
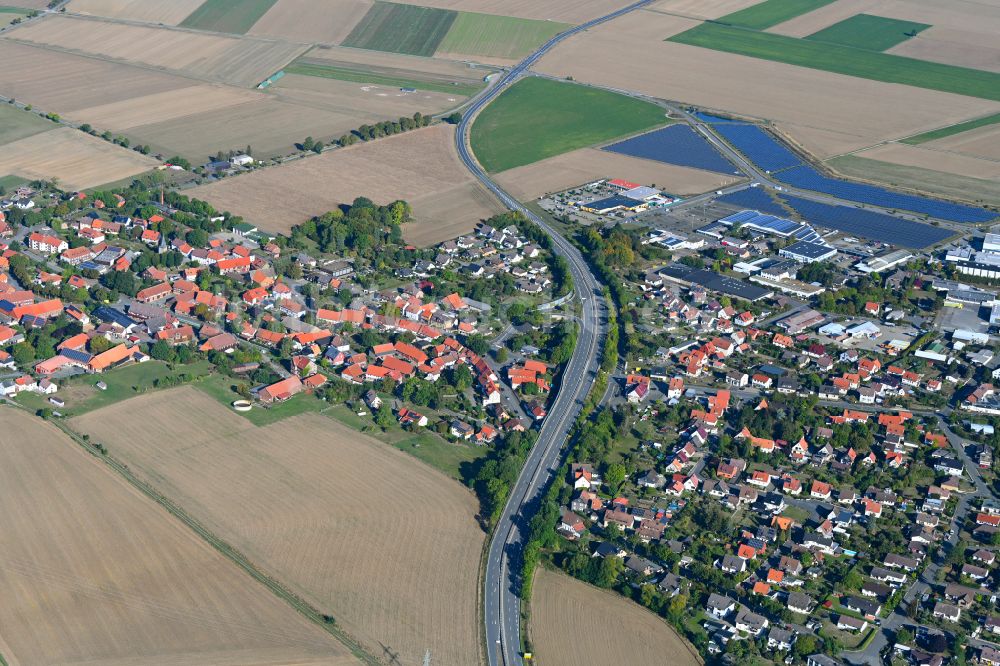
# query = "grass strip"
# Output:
<box><xmin>902</xmin><ymin>111</ymin><xmax>1000</xmax><ymax>144</ymax></box>
<box><xmin>285</xmin><ymin>62</ymin><xmax>481</xmax><ymax>96</ymax></box>
<box><xmin>669</xmin><ymin>23</ymin><xmax>1000</xmax><ymax>102</ymax></box>
<box><xmin>716</xmin><ymin>0</ymin><xmax>836</xmax><ymax>29</ymax></box>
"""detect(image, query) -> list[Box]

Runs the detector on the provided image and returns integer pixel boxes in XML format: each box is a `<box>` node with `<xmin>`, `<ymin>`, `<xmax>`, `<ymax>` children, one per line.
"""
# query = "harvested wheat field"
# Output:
<box><xmin>888</xmin><ymin>27</ymin><xmax>1000</xmax><ymax>73</ymax></box>
<box><xmin>305</xmin><ymin>43</ymin><xmax>488</xmax><ymax>80</ymax></box>
<box><xmin>537</xmin><ymin>23</ymin><xmax>1000</xmax><ymax>157</ymax></box>
<box><xmin>71</xmin><ymin>387</ymin><xmax>485</xmax><ymax>666</ymax></box>
<box><xmin>0</xmin><ymin>40</ymin><xmax>192</xmax><ymax>117</ymax></box>
<box><xmin>70</xmin><ymin>84</ymin><xmax>265</xmax><ymax>131</ymax></box>
<box><xmin>650</xmin><ymin>0</ymin><xmax>763</xmax><ymax>20</ymax></box>
<box><xmin>767</xmin><ymin>0</ymin><xmax>882</xmax><ymax>37</ymax></box>
<box><xmin>851</xmin><ymin>142</ymin><xmax>1000</xmax><ymax>180</ymax></box>
<box><xmin>66</xmin><ymin>0</ymin><xmax>206</xmax><ymax>24</ymax></box>
<box><xmin>6</xmin><ymin>15</ymin><xmax>308</xmax><ymax>87</ymax></box>
<box><xmin>399</xmin><ymin>0</ymin><xmax>626</xmax><ymax>23</ymax></box>
<box><xmin>0</xmin><ymin>408</ymin><xmax>355</xmax><ymax>666</ymax></box>
<box><xmin>123</xmin><ymin>96</ymin><xmax>361</xmax><ymax>162</ymax></box>
<box><xmin>529</xmin><ymin>567</ymin><xmax>701</xmax><ymax>666</ymax></box>
<box><xmin>190</xmin><ymin>124</ymin><xmax>502</xmax><ymax>243</ymax></box>
<box><xmin>249</xmin><ymin>0</ymin><xmax>374</xmax><ymax>44</ymax></box>
<box><xmin>495</xmin><ymin>147</ymin><xmax>740</xmax><ymax>201</ymax></box>
<box><xmin>0</xmin><ymin>127</ymin><xmax>158</xmax><ymax>190</ymax></box>
<box><xmin>269</xmin><ymin>73</ymin><xmax>464</xmax><ymax>116</ymax></box>
<box><xmin>924</xmin><ymin>123</ymin><xmax>1000</xmax><ymax>160</ymax></box>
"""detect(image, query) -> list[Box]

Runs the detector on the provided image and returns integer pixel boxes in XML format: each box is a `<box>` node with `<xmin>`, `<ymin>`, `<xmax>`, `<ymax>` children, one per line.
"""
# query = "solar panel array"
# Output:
<box><xmin>716</xmin><ymin>187</ymin><xmax>787</xmax><ymax>217</ymax></box>
<box><xmin>693</xmin><ymin>112</ymin><xmax>740</xmax><ymax>124</ymax></box>
<box><xmin>775</xmin><ymin>165</ymin><xmax>995</xmax><ymax>223</ymax></box>
<box><xmin>720</xmin><ymin>209</ymin><xmax>824</xmax><ymax>243</ymax></box>
<box><xmin>602</xmin><ymin>124</ymin><xmax>736</xmax><ymax>174</ymax></box>
<box><xmin>782</xmin><ymin>196</ymin><xmax>953</xmax><ymax>249</ymax></box>
<box><xmin>712</xmin><ymin>123</ymin><xmax>802</xmax><ymax>172</ymax></box>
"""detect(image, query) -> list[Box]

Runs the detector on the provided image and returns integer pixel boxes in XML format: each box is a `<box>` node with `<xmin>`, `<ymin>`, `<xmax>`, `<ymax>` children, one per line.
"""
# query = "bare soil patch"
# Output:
<box><xmin>495</xmin><ymin>147</ymin><xmax>739</xmax><ymax>200</ymax></box>
<box><xmin>0</xmin><ymin>127</ymin><xmax>158</xmax><ymax>190</ymax></box>
<box><xmin>871</xmin><ymin>0</ymin><xmax>1000</xmax><ymax>34</ymax></box>
<box><xmin>767</xmin><ymin>0</ymin><xmax>882</xmax><ymax>36</ymax></box>
<box><xmin>924</xmin><ymin>123</ymin><xmax>1000</xmax><ymax>160</ymax></box>
<box><xmin>650</xmin><ymin>0</ymin><xmax>763</xmax><ymax>20</ymax></box>
<box><xmin>0</xmin><ymin>40</ymin><xmax>192</xmax><ymax>117</ymax></box>
<box><xmin>248</xmin><ymin>0</ymin><xmax>373</xmax><ymax>44</ymax></box>
<box><xmin>6</xmin><ymin>15</ymin><xmax>307</xmax><ymax>87</ymax></box>
<box><xmin>71</xmin><ymin>386</ymin><xmax>485</xmax><ymax>666</ymax></box>
<box><xmin>852</xmin><ymin>142</ymin><xmax>1000</xmax><ymax>179</ymax></box>
<box><xmin>537</xmin><ymin>25</ymin><xmax>1000</xmax><ymax>157</ymax></box>
<box><xmin>66</xmin><ymin>0</ymin><xmax>206</xmax><ymax>24</ymax></box>
<box><xmin>529</xmin><ymin>567</ymin><xmax>701</xmax><ymax>666</ymax></box>
<box><xmin>71</xmin><ymin>84</ymin><xmax>265</xmax><ymax>130</ymax></box>
<box><xmin>0</xmin><ymin>408</ymin><xmax>354</xmax><ymax>666</ymax></box>
<box><xmin>189</xmin><ymin>124</ymin><xmax>502</xmax><ymax>243</ymax></box>
<box><xmin>887</xmin><ymin>26</ymin><xmax>1000</xmax><ymax>73</ymax></box>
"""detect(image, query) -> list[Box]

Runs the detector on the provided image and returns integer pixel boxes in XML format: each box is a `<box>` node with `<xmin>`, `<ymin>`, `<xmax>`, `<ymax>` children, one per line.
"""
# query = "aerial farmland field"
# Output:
<box><xmin>342</xmin><ymin>2</ymin><xmax>456</xmax><ymax>56</ymax></box>
<box><xmin>71</xmin><ymin>386</ymin><xmax>486</xmax><ymax>666</ymax></box>
<box><xmin>529</xmin><ymin>568</ymin><xmax>701</xmax><ymax>666</ymax></box>
<box><xmin>0</xmin><ymin>103</ymin><xmax>56</xmax><ymax>146</ymax></box>
<box><xmin>189</xmin><ymin>124</ymin><xmax>502</xmax><ymax>243</ymax></box>
<box><xmin>804</xmin><ymin>13</ymin><xmax>929</xmax><ymax>50</ymax></box>
<box><xmin>179</xmin><ymin>0</ymin><xmax>279</xmax><ymax>34</ymax></box>
<box><xmin>66</xmin><ymin>0</ymin><xmax>207</xmax><ymax>24</ymax></box>
<box><xmin>470</xmin><ymin>77</ymin><xmax>668</xmax><ymax>172</ymax></box>
<box><xmin>0</xmin><ymin>408</ymin><xmax>355</xmax><ymax>666</ymax></box>
<box><xmin>247</xmin><ymin>0</ymin><xmax>373</xmax><ymax>44</ymax></box>
<box><xmin>435</xmin><ymin>12</ymin><xmax>570</xmax><ymax>61</ymax></box>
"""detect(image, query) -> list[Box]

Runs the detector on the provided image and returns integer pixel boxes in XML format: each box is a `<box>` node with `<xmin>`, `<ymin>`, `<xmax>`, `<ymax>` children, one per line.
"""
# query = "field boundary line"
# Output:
<box><xmin>42</xmin><ymin>413</ymin><xmax>383</xmax><ymax>666</ymax></box>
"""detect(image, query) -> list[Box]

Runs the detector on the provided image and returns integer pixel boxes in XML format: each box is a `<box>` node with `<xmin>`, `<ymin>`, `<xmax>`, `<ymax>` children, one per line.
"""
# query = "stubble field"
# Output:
<box><xmin>71</xmin><ymin>387</ymin><xmax>486</xmax><ymax>666</ymax></box>
<box><xmin>66</xmin><ymin>0</ymin><xmax>207</xmax><ymax>24</ymax></box>
<box><xmin>248</xmin><ymin>0</ymin><xmax>374</xmax><ymax>44</ymax></box>
<box><xmin>529</xmin><ymin>567</ymin><xmax>701</xmax><ymax>666</ymax></box>
<box><xmin>0</xmin><ymin>408</ymin><xmax>355</xmax><ymax>666</ymax></box>
<box><xmin>189</xmin><ymin>124</ymin><xmax>503</xmax><ymax>244</ymax></box>
<box><xmin>494</xmin><ymin>147</ymin><xmax>740</xmax><ymax>200</ymax></box>
<box><xmin>0</xmin><ymin>127</ymin><xmax>158</xmax><ymax>190</ymax></box>
<box><xmin>69</xmin><ymin>84</ymin><xmax>264</xmax><ymax>130</ymax></box>
<box><xmin>400</xmin><ymin>0</ymin><xmax>628</xmax><ymax>23</ymax></box>
<box><xmin>5</xmin><ymin>15</ymin><xmax>308</xmax><ymax>87</ymax></box>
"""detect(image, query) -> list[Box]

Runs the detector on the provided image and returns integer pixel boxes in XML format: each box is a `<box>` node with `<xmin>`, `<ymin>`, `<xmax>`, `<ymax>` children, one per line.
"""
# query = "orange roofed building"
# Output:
<box><xmin>258</xmin><ymin>375</ymin><xmax>303</xmax><ymax>403</ymax></box>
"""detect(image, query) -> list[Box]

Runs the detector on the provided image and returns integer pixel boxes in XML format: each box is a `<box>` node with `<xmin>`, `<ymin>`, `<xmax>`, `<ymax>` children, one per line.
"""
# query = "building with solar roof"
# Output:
<box><xmin>780</xmin><ymin>240</ymin><xmax>837</xmax><ymax>263</ymax></box>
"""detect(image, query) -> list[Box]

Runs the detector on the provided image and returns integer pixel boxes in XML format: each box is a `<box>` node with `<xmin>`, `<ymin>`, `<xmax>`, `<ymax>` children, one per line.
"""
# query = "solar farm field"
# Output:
<box><xmin>602</xmin><ymin>124</ymin><xmax>736</xmax><ymax>174</ymax></box>
<box><xmin>342</xmin><ymin>2</ymin><xmax>457</xmax><ymax>56</ymax></box>
<box><xmin>179</xmin><ymin>0</ymin><xmax>279</xmax><ymax>34</ymax></box>
<box><xmin>435</xmin><ymin>12</ymin><xmax>570</xmax><ymax>60</ymax></box>
<box><xmin>668</xmin><ymin>23</ymin><xmax>1000</xmax><ymax>102</ymax></box>
<box><xmin>712</xmin><ymin>123</ymin><xmax>802</xmax><ymax>172</ymax></box>
<box><xmin>717</xmin><ymin>0</ymin><xmax>836</xmax><ymax>29</ymax></box>
<box><xmin>716</xmin><ymin>186</ymin><xmax>789</xmax><ymax>216</ymax></box>
<box><xmin>781</xmin><ymin>194</ymin><xmax>954</xmax><ymax>247</ymax></box>
<box><xmin>775</xmin><ymin>164</ymin><xmax>995</xmax><ymax>222</ymax></box>
<box><xmin>471</xmin><ymin>77</ymin><xmax>667</xmax><ymax>172</ymax></box>
<box><xmin>805</xmin><ymin>14</ymin><xmax>929</xmax><ymax>50</ymax></box>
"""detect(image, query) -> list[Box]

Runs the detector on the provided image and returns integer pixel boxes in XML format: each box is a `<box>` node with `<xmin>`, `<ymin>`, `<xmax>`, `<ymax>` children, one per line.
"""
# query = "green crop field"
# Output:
<box><xmin>284</xmin><ymin>61</ymin><xmax>482</xmax><ymax>96</ymax></box>
<box><xmin>669</xmin><ymin>23</ymin><xmax>1000</xmax><ymax>101</ymax></box>
<box><xmin>805</xmin><ymin>14</ymin><xmax>929</xmax><ymax>50</ymax></box>
<box><xmin>716</xmin><ymin>0</ymin><xmax>836</xmax><ymax>29</ymax></box>
<box><xmin>902</xmin><ymin>112</ymin><xmax>1000</xmax><ymax>144</ymax></box>
<box><xmin>0</xmin><ymin>104</ymin><xmax>55</xmax><ymax>147</ymax></box>
<box><xmin>471</xmin><ymin>77</ymin><xmax>667</xmax><ymax>172</ymax></box>
<box><xmin>436</xmin><ymin>12</ymin><xmax>569</xmax><ymax>60</ymax></box>
<box><xmin>180</xmin><ymin>0</ymin><xmax>278</xmax><ymax>34</ymax></box>
<box><xmin>342</xmin><ymin>2</ymin><xmax>457</xmax><ymax>57</ymax></box>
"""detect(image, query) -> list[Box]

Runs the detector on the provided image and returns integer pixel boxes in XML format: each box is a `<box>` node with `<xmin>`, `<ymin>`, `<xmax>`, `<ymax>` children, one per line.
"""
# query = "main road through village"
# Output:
<box><xmin>454</xmin><ymin>2</ymin><xmax>652</xmax><ymax>664</ymax></box>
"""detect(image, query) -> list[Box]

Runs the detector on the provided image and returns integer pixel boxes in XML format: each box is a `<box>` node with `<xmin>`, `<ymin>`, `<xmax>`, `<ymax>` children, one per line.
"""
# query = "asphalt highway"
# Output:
<box><xmin>451</xmin><ymin>3</ymin><xmax>657</xmax><ymax>664</ymax></box>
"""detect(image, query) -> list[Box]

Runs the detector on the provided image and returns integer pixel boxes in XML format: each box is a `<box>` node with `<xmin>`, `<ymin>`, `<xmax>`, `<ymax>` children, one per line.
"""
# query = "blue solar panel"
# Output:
<box><xmin>781</xmin><ymin>195</ymin><xmax>953</xmax><ymax>249</ymax></box>
<box><xmin>716</xmin><ymin>187</ymin><xmax>787</xmax><ymax>216</ymax></box>
<box><xmin>776</xmin><ymin>165</ymin><xmax>995</xmax><ymax>223</ymax></box>
<box><xmin>712</xmin><ymin>124</ymin><xmax>802</xmax><ymax>172</ymax></box>
<box><xmin>694</xmin><ymin>112</ymin><xmax>745</xmax><ymax>124</ymax></box>
<box><xmin>603</xmin><ymin>125</ymin><xmax>736</xmax><ymax>174</ymax></box>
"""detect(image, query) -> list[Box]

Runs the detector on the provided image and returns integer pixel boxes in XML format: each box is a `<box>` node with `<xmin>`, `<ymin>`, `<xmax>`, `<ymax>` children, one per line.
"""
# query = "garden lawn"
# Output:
<box><xmin>669</xmin><ymin>23</ymin><xmax>1000</xmax><ymax>102</ymax></box>
<box><xmin>471</xmin><ymin>77</ymin><xmax>667</xmax><ymax>172</ymax></box>
<box><xmin>805</xmin><ymin>14</ymin><xmax>929</xmax><ymax>51</ymax></box>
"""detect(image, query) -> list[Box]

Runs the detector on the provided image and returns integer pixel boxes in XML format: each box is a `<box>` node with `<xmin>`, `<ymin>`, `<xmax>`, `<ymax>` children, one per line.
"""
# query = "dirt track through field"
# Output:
<box><xmin>189</xmin><ymin>124</ymin><xmax>503</xmax><ymax>244</ymax></box>
<box><xmin>0</xmin><ymin>408</ymin><xmax>355</xmax><ymax>666</ymax></box>
<box><xmin>536</xmin><ymin>14</ymin><xmax>1000</xmax><ymax>158</ymax></box>
<box><xmin>495</xmin><ymin>147</ymin><xmax>740</xmax><ymax>200</ymax></box>
<box><xmin>71</xmin><ymin>387</ymin><xmax>486</xmax><ymax>666</ymax></box>
<box><xmin>0</xmin><ymin>127</ymin><xmax>158</xmax><ymax>190</ymax></box>
<box><xmin>529</xmin><ymin>567</ymin><xmax>701</xmax><ymax>666</ymax></box>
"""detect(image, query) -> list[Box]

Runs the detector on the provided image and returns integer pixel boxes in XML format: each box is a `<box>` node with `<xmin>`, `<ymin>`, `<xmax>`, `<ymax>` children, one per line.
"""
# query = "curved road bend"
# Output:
<box><xmin>453</xmin><ymin>2</ymin><xmax>655</xmax><ymax>664</ymax></box>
